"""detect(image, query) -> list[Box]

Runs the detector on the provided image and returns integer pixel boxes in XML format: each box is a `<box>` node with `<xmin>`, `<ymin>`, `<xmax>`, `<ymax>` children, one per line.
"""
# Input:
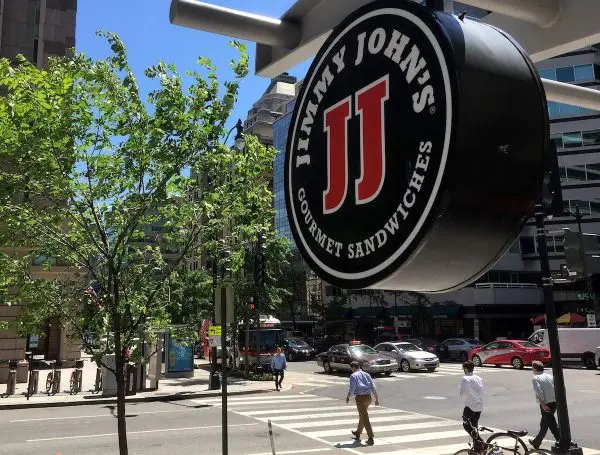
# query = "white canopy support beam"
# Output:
<box><xmin>542</xmin><ymin>79</ymin><xmax>600</xmax><ymax>111</ymax></box>
<box><xmin>458</xmin><ymin>0</ymin><xmax>560</xmax><ymax>27</ymax></box>
<box><xmin>169</xmin><ymin>0</ymin><xmax>301</xmax><ymax>48</ymax></box>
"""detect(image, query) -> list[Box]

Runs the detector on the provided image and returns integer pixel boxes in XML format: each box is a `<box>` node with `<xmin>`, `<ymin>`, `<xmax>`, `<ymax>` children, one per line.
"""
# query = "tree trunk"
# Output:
<box><xmin>113</xmin><ymin>299</ymin><xmax>128</xmax><ymax>454</ymax></box>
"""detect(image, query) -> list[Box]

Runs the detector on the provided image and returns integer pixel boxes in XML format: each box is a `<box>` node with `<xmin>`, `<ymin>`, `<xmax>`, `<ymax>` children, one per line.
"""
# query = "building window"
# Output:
<box><xmin>590</xmin><ymin>199</ymin><xmax>600</xmax><ymax>217</ymax></box>
<box><xmin>556</xmin><ymin>66</ymin><xmax>575</xmax><ymax>83</ymax></box>
<box><xmin>566</xmin><ymin>165</ymin><xmax>587</xmax><ymax>182</ymax></box>
<box><xmin>539</xmin><ymin>68</ymin><xmax>556</xmax><ymax>80</ymax></box>
<box><xmin>574</xmin><ymin>64</ymin><xmax>595</xmax><ymax>81</ymax></box>
<box><xmin>586</xmin><ymin>164</ymin><xmax>600</xmax><ymax>181</ymax></box>
<box><xmin>520</xmin><ymin>236</ymin><xmax>536</xmax><ymax>255</ymax></box>
<box><xmin>572</xmin><ymin>200</ymin><xmax>590</xmax><ymax>215</ymax></box>
<box><xmin>508</xmin><ymin>241</ymin><xmax>520</xmax><ymax>254</ymax></box>
<box><xmin>563</xmin><ymin>131</ymin><xmax>582</xmax><ymax>148</ymax></box>
<box><xmin>582</xmin><ymin>129</ymin><xmax>600</xmax><ymax>147</ymax></box>
<box><xmin>551</xmin><ymin>133</ymin><xmax>563</xmax><ymax>149</ymax></box>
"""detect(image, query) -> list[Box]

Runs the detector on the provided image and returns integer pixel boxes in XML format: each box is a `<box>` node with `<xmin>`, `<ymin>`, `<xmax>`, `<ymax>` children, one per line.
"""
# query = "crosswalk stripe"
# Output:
<box><xmin>279</xmin><ymin>413</ymin><xmax>428</xmax><ymax>430</ymax></box>
<box><xmin>194</xmin><ymin>397</ymin><xmax>334</xmax><ymax>406</ymax></box>
<box><xmin>369</xmin><ymin>442</ymin><xmax>468</xmax><ymax>454</ymax></box>
<box><xmin>304</xmin><ymin>419</ymin><xmax>458</xmax><ymax>438</ymax></box>
<box><xmin>239</xmin><ymin>406</ymin><xmax>351</xmax><ymax>416</ymax></box>
<box><xmin>258</xmin><ymin>409</ymin><xmax>404</xmax><ymax>422</ymax></box>
<box><xmin>330</xmin><ymin>429</ymin><xmax>467</xmax><ymax>447</ymax></box>
<box><xmin>194</xmin><ymin>393</ymin><xmax>315</xmax><ymax>403</ymax></box>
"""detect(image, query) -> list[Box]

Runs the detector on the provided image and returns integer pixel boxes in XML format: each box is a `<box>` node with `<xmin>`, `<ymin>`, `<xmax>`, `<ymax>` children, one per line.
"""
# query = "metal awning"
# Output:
<box><xmin>170</xmin><ymin>0</ymin><xmax>600</xmax><ymax>110</ymax></box>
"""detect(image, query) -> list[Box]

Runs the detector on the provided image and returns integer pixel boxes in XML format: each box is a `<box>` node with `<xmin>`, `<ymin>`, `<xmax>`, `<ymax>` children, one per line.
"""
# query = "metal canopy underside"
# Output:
<box><xmin>170</xmin><ymin>0</ymin><xmax>600</xmax><ymax>109</ymax></box>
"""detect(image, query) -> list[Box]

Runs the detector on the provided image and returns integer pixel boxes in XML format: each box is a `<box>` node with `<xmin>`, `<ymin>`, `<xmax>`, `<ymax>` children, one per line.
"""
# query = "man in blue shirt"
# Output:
<box><xmin>346</xmin><ymin>361</ymin><xmax>380</xmax><ymax>446</ymax></box>
<box><xmin>529</xmin><ymin>361</ymin><xmax>560</xmax><ymax>449</ymax></box>
<box><xmin>271</xmin><ymin>347</ymin><xmax>287</xmax><ymax>391</ymax></box>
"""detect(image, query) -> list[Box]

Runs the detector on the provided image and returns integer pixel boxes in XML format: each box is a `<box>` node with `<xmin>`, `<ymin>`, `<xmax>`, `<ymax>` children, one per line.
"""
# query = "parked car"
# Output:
<box><xmin>374</xmin><ymin>342</ymin><xmax>440</xmax><ymax>372</ymax></box>
<box><xmin>439</xmin><ymin>338</ymin><xmax>483</xmax><ymax>362</ymax></box>
<box><xmin>316</xmin><ymin>343</ymin><xmax>398</xmax><ymax>375</ymax></box>
<box><xmin>404</xmin><ymin>337</ymin><xmax>443</xmax><ymax>355</ymax></box>
<box><xmin>469</xmin><ymin>340</ymin><xmax>550</xmax><ymax>369</ymax></box>
<box><xmin>596</xmin><ymin>345</ymin><xmax>600</xmax><ymax>368</ymax></box>
<box><xmin>313</xmin><ymin>334</ymin><xmax>345</xmax><ymax>353</ymax></box>
<box><xmin>283</xmin><ymin>338</ymin><xmax>315</xmax><ymax>361</ymax></box>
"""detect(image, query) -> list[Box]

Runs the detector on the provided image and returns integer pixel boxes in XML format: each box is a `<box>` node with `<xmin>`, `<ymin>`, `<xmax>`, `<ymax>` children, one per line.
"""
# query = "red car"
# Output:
<box><xmin>468</xmin><ymin>340</ymin><xmax>550</xmax><ymax>369</ymax></box>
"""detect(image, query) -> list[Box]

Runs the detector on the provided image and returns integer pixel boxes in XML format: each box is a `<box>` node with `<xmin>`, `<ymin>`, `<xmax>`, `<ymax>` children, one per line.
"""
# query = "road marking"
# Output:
<box><xmin>423</xmin><ymin>396</ymin><xmax>447</xmax><ymax>400</ymax></box>
<box><xmin>195</xmin><ymin>393</ymin><xmax>317</xmax><ymax>403</ymax></box>
<box><xmin>193</xmin><ymin>397</ymin><xmax>334</xmax><ymax>406</ymax></box>
<box><xmin>580</xmin><ymin>390</ymin><xmax>600</xmax><ymax>394</ymax></box>
<box><xmin>305</xmin><ymin>420</ymin><xmax>455</xmax><ymax>438</ymax></box>
<box><xmin>330</xmin><ymin>429</ymin><xmax>467</xmax><ymax>447</ymax></box>
<box><xmin>239</xmin><ymin>406</ymin><xmax>358</xmax><ymax>416</ymax></box>
<box><xmin>257</xmin><ymin>409</ymin><xmax>404</xmax><ymax>422</ymax></box>
<box><xmin>10</xmin><ymin>409</ymin><xmax>194</xmax><ymax>423</ymax></box>
<box><xmin>280</xmin><ymin>413</ymin><xmax>427</xmax><ymax>430</ymax></box>
<box><xmin>362</xmin><ymin>443</ymin><xmax>468</xmax><ymax>454</ymax></box>
<box><xmin>26</xmin><ymin>423</ymin><xmax>258</xmax><ymax>442</ymax></box>
<box><xmin>248</xmin><ymin>449</ymin><xmax>333</xmax><ymax>455</ymax></box>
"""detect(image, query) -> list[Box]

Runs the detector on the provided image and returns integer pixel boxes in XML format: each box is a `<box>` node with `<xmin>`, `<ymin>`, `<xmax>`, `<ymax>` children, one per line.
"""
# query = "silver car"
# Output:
<box><xmin>375</xmin><ymin>342</ymin><xmax>440</xmax><ymax>372</ymax></box>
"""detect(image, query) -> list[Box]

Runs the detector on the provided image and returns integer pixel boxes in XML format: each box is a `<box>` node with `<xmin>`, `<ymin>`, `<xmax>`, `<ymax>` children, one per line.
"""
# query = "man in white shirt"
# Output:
<box><xmin>459</xmin><ymin>360</ymin><xmax>484</xmax><ymax>452</ymax></box>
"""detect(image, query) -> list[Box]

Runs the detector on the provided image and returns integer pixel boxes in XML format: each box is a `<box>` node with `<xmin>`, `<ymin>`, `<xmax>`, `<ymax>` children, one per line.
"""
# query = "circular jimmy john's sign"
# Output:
<box><xmin>285</xmin><ymin>0</ymin><xmax>548</xmax><ymax>291</ymax></box>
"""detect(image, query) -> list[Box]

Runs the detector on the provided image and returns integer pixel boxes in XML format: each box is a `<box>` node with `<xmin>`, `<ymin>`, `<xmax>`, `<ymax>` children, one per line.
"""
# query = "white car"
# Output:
<box><xmin>374</xmin><ymin>342</ymin><xmax>440</xmax><ymax>372</ymax></box>
<box><xmin>596</xmin><ymin>345</ymin><xmax>600</xmax><ymax>368</ymax></box>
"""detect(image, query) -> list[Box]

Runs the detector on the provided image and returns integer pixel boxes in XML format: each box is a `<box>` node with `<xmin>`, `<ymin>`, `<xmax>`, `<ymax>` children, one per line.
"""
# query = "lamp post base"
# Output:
<box><xmin>551</xmin><ymin>443</ymin><xmax>584</xmax><ymax>455</ymax></box>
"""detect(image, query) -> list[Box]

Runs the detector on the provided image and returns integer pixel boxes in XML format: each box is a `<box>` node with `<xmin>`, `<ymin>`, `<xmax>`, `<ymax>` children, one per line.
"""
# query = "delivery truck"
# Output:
<box><xmin>529</xmin><ymin>327</ymin><xmax>600</xmax><ymax>369</ymax></box>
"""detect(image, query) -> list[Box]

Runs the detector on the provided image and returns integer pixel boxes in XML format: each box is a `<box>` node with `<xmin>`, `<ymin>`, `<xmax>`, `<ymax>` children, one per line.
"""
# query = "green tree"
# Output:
<box><xmin>0</xmin><ymin>32</ymin><xmax>276</xmax><ymax>454</ymax></box>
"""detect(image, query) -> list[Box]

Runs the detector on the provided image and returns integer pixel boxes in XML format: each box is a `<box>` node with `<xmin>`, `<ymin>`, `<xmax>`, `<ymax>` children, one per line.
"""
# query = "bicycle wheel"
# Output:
<box><xmin>453</xmin><ymin>449</ymin><xmax>474</xmax><ymax>455</ymax></box>
<box><xmin>69</xmin><ymin>372</ymin><xmax>77</xmax><ymax>395</ymax></box>
<box><xmin>45</xmin><ymin>373</ymin><xmax>53</xmax><ymax>394</ymax></box>
<box><xmin>486</xmin><ymin>432</ymin><xmax>528</xmax><ymax>454</ymax></box>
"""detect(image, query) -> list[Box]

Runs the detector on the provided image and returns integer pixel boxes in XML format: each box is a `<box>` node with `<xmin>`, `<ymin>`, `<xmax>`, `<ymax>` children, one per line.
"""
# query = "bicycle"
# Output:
<box><xmin>453</xmin><ymin>422</ymin><xmax>529</xmax><ymax>455</ymax></box>
<box><xmin>26</xmin><ymin>360</ymin><xmax>39</xmax><ymax>400</ymax></box>
<box><xmin>45</xmin><ymin>360</ymin><xmax>62</xmax><ymax>396</ymax></box>
<box><xmin>69</xmin><ymin>359</ymin><xmax>84</xmax><ymax>395</ymax></box>
<box><xmin>91</xmin><ymin>366</ymin><xmax>102</xmax><ymax>394</ymax></box>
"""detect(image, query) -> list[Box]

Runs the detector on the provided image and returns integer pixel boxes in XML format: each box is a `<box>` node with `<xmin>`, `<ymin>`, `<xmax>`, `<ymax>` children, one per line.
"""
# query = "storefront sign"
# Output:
<box><xmin>285</xmin><ymin>0</ymin><xmax>547</xmax><ymax>291</ymax></box>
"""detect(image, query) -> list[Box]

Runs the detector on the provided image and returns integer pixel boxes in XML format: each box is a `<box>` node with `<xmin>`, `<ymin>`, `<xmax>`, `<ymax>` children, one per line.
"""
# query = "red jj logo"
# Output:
<box><xmin>323</xmin><ymin>75</ymin><xmax>389</xmax><ymax>214</ymax></box>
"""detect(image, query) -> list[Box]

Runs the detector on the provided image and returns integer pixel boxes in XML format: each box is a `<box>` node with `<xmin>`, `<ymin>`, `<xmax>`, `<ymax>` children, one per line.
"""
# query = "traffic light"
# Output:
<box><xmin>563</xmin><ymin>229</ymin><xmax>584</xmax><ymax>274</ymax></box>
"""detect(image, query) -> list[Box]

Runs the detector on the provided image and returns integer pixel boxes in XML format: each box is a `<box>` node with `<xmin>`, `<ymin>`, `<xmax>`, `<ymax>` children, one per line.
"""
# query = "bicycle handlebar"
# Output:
<box><xmin>479</xmin><ymin>426</ymin><xmax>493</xmax><ymax>433</ymax></box>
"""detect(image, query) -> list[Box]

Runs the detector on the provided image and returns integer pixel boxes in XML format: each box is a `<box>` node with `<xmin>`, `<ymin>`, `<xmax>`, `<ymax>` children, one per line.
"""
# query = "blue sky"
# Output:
<box><xmin>75</xmin><ymin>0</ymin><xmax>311</xmax><ymax>136</ymax></box>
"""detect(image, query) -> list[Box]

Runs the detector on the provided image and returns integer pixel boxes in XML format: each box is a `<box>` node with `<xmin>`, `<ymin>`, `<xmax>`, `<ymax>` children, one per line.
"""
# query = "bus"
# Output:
<box><xmin>237</xmin><ymin>315</ymin><xmax>283</xmax><ymax>371</ymax></box>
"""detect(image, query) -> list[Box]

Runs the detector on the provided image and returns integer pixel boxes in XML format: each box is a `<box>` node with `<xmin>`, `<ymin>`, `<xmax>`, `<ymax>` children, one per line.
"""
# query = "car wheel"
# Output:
<box><xmin>459</xmin><ymin>351</ymin><xmax>468</xmax><ymax>362</ymax></box>
<box><xmin>383</xmin><ymin>371</ymin><xmax>392</xmax><ymax>376</ymax></box>
<box><xmin>288</xmin><ymin>353</ymin><xmax>294</xmax><ymax>362</ymax></box>
<box><xmin>512</xmin><ymin>356</ymin><xmax>524</xmax><ymax>370</ymax></box>
<box><xmin>583</xmin><ymin>353</ymin><xmax>597</xmax><ymax>370</ymax></box>
<box><xmin>472</xmin><ymin>355</ymin><xmax>482</xmax><ymax>367</ymax></box>
<box><xmin>323</xmin><ymin>362</ymin><xmax>333</xmax><ymax>374</ymax></box>
<box><xmin>401</xmin><ymin>360</ymin><xmax>411</xmax><ymax>372</ymax></box>
<box><xmin>426</xmin><ymin>368</ymin><xmax>436</xmax><ymax>373</ymax></box>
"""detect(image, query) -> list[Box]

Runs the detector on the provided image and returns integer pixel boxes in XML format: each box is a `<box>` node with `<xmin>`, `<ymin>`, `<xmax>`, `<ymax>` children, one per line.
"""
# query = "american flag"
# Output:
<box><xmin>84</xmin><ymin>282</ymin><xmax>101</xmax><ymax>302</ymax></box>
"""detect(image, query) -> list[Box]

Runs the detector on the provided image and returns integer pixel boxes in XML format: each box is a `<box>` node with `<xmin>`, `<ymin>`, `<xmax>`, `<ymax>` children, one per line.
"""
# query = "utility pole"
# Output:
<box><xmin>220</xmin><ymin>256</ymin><xmax>229</xmax><ymax>455</ymax></box>
<box><xmin>535</xmin><ymin>203</ymin><xmax>583</xmax><ymax>455</ymax></box>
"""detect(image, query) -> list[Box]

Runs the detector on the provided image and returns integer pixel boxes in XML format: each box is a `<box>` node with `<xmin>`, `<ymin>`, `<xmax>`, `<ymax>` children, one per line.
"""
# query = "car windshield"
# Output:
<box><xmin>467</xmin><ymin>339</ymin><xmax>482</xmax><ymax>345</ymax></box>
<box><xmin>288</xmin><ymin>339</ymin><xmax>309</xmax><ymax>347</ymax></box>
<box><xmin>394</xmin><ymin>343</ymin><xmax>421</xmax><ymax>352</ymax></box>
<box><xmin>349</xmin><ymin>345</ymin><xmax>376</xmax><ymax>356</ymax></box>
<box><xmin>517</xmin><ymin>341</ymin><xmax>538</xmax><ymax>348</ymax></box>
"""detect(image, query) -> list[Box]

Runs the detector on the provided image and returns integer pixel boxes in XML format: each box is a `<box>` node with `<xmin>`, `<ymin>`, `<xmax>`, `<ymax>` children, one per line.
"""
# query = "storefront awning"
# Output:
<box><xmin>429</xmin><ymin>304</ymin><xmax>463</xmax><ymax>319</ymax></box>
<box><xmin>346</xmin><ymin>306</ymin><xmax>386</xmax><ymax>319</ymax></box>
<box><xmin>388</xmin><ymin>305</ymin><xmax>414</xmax><ymax>318</ymax></box>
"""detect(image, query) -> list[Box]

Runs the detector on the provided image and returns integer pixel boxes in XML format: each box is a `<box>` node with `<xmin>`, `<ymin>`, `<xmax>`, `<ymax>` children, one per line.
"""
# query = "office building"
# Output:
<box><xmin>0</xmin><ymin>0</ymin><xmax>78</xmax><ymax>384</ymax></box>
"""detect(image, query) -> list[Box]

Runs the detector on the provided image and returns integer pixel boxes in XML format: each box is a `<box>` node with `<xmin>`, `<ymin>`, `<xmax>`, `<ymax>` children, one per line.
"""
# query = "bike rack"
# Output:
<box><xmin>2</xmin><ymin>361</ymin><xmax>18</xmax><ymax>397</ymax></box>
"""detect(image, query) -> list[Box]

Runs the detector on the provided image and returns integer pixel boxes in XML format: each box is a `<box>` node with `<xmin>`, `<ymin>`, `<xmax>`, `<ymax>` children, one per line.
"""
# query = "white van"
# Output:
<box><xmin>529</xmin><ymin>328</ymin><xmax>600</xmax><ymax>369</ymax></box>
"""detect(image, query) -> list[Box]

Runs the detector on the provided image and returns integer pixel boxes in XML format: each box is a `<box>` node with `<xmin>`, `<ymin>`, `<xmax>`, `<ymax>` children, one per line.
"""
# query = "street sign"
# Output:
<box><xmin>285</xmin><ymin>0</ymin><xmax>547</xmax><ymax>292</ymax></box>
<box><xmin>209</xmin><ymin>325</ymin><xmax>222</xmax><ymax>336</ymax></box>
<box><xmin>587</xmin><ymin>313</ymin><xmax>597</xmax><ymax>328</ymax></box>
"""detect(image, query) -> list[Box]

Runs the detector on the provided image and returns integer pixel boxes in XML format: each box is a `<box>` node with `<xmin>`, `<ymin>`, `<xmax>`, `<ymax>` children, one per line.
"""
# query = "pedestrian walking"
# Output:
<box><xmin>459</xmin><ymin>360</ymin><xmax>485</xmax><ymax>452</ymax></box>
<box><xmin>529</xmin><ymin>361</ymin><xmax>560</xmax><ymax>449</ymax></box>
<box><xmin>346</xmin><ymin>360</ymin><xmax>379</xmax><ymax>446</ymax></box>
<box><xmin>270</xmin><ymin>347</ymin><xmax>287</xmax><ymax>391</ymax></box>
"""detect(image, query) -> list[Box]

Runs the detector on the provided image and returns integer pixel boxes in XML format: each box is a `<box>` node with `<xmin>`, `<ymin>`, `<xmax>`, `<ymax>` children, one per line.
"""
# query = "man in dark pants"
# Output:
<box><xmin>459</xmin><ymin>360</ymin><xmax>484</xmax><ymax>452</ymax></box>
<box><xmin>270</xmin><ymin>347</ymin><xmax>287</xmax><ymax>391</ymax></box>
<box><xmin>529</xmin><ymin>361</ymin><xmax>560</xmax><ymax>449</ymax></box>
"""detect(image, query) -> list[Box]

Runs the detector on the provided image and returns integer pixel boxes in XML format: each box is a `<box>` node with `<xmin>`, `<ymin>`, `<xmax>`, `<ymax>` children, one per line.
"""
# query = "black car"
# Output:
<box><xmin>283</xmin><ymin>338</ymin><xmax>316</xmax><ymax>361</ymax></box>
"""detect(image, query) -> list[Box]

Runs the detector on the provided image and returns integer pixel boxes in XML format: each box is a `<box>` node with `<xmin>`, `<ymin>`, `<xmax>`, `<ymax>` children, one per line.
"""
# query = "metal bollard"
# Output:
<box><xmin>53</xmin><ymin>361</ymin><xmax>63</xmax><ymax>395</ymax></box>
<box><xmin>5</xmin><ymin>361</ymin><xmax>17</xmax><ymax>396</ymax></box>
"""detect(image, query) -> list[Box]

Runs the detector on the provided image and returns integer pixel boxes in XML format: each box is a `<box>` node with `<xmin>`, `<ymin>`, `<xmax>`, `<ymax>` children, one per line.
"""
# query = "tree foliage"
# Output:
<box><xmin>0</xmin><ymin>31</ymin><xmax>283</xmax><ymax>454</ymax></box>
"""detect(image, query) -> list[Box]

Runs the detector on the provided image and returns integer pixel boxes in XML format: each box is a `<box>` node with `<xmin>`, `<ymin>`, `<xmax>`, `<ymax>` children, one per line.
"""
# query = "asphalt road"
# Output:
<box><xmin>1</xmin><ymin>360</ymin><xmax>598</xmax><ymax>455</ymax></box>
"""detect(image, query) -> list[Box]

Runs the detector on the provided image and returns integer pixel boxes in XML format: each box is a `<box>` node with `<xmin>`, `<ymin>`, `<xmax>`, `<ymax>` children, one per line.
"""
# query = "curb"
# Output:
<box><xmin>0</xmin><ymin>387</ymin><xmax>277</xmax><ymax>411</ymax></box>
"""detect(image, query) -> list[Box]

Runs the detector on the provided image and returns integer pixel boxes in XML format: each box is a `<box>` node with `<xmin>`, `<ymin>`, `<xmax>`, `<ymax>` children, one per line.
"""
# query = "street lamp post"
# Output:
<box><xmin>535</xmin><ymin>203</ymin><xmax>583</xmax><ymax>455</ymax></box>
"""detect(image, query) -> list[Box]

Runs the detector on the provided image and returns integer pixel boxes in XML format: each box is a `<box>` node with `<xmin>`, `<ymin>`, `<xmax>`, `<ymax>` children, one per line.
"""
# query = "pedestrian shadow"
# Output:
<box><xmin>334</xmin><ymin>440</ymin><xmax>363</xmax><ymax>449</ymax></box>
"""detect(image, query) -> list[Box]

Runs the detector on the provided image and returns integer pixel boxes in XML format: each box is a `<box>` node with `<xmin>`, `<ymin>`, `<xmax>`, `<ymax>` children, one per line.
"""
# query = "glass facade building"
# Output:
<box><xmin>273</xmin><ymin>101</ymin><xmax>296</xmax><ymax>249</ymax></box>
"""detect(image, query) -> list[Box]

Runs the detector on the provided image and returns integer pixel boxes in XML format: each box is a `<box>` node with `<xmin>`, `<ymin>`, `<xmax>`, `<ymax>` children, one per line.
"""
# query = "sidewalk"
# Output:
<box><xmin>0</xmin><ymin>357</ymin><xmax>286</xmax><ymax>410</ymax></box>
